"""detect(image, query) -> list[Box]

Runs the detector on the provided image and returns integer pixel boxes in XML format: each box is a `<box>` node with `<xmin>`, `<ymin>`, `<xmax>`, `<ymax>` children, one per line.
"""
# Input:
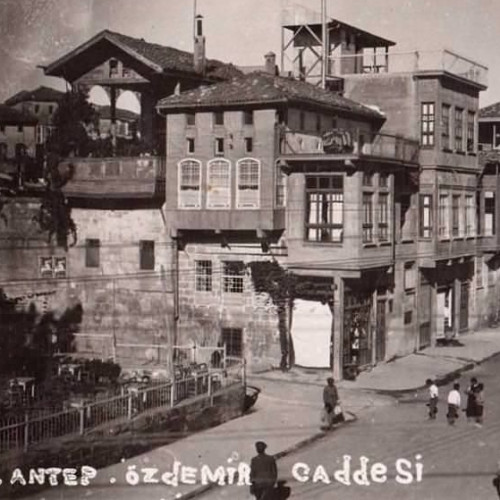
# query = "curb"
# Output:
<box><xmin>180</xmin><ymin>411</ymin><xmax>357</xmax><ymax>499</ymax></box>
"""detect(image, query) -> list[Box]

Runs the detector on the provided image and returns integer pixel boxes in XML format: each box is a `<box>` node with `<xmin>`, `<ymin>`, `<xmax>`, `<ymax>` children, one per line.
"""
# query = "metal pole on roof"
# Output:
<box><xmin>321</xmin><ymin>0</ymin><xmax>327</xmax><ymax>89</ymax></box>
<box><xmin>193</xmin><ymin>0</ymin><xmax>197</xmax><ymax>40</ymax></box>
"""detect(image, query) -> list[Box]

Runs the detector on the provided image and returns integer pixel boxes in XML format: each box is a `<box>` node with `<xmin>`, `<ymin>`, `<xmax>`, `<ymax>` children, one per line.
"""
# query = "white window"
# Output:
<box><xmin>438</xmin><ymin>193</ymin><xmax>450</xmax><ymax>239</ymax></box>
<box><xmin>222</xmin><ymin>261</ymin><xmax>245</xmax><ymax>293</ymax></box>
<box><xmin>465</xmin><ymin>194</ymin><xmax>475</xmax><ymax>236</ymax></box>
<box><xmin>236</xmin><ymin>158</ymin><xmax>260</xmax><ymax>209</ymax></box>
<box><xmin>178</xmin><ymin>159</ymin><xmax>202</xmax><ymax>209</ymax></box>
<box><xmin>207</xmin><ymin>159</ymin><xmax>231</xmax><ymax>208</ymax></box>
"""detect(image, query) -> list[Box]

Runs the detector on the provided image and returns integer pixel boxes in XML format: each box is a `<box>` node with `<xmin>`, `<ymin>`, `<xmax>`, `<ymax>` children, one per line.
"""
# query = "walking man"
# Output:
<box><xmin>323</xmin><ymin>377</ymin><xmax>339</xmax><ymax>429</ymax></box>
<box><xmin>425</xmin><ymin>378</ymin><xmax>438</xmax><ymax>420</ymax></box>
<box><xmin>474</xmin><ymin>383</ymin><xmax>485</xmax><ymax>427</ymax></box>
<box><xmin>250</xmin><ymin>441</ymin><xmax>277</xmax><ymax>500</ymax></box>
<box><xmin>465</xmin><ymin>377</ymin><xmax>480</xmax><ymax>423</ymax></box>
<box><xmin>493</xmin><ymin>461</ymin><xmax>500</xmax><ymax>498</ymax></box>
<box><xmin>447</xmin><ymin>383</ymin><xmax>461</xmax><ymax>425</ymax></box>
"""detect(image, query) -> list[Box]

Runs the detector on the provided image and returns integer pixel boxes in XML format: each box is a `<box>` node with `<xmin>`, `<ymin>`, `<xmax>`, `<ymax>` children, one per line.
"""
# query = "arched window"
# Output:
<box><xmin>207</xmin><ymin>158</ymin><xmax>231</xmax><ymax>209</ymax></box>
<box><xmin>178</xmin><ymin>159</ymin><xmax>202</xmax><ymax>209</ymax></box>
<box><xmin>236</xmin><ymin>158</ymin><xmax>260</xmax><ymax>209</ymax></box>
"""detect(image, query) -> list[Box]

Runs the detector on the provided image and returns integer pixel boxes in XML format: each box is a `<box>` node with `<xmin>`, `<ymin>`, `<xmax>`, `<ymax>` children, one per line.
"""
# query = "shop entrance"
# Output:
<box><xmin>343</xmin><ymin>291</ymin><xmax>372</xmax><ymax>368</ymax></box>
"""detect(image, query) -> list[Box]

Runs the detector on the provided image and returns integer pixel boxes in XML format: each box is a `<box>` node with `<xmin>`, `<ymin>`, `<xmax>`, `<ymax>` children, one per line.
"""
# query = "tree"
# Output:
<box><xmin>34</xmin><ymin>89</ymin><xmax>96</xmax><ymax>248</ymax></box>
<box><xmin>47</xmin><ymin>89</ymin><xmax>96</xmax><ymax>157</ymax></box>
<box><xmin>0</xmin><ymin>288</ymin><xmax>83</xmax><ymax>380</ymax></box>
<box><xmin>247</xmin><ymin>261</ymin><xmax>334</xmax><ymax>371</ymax></box>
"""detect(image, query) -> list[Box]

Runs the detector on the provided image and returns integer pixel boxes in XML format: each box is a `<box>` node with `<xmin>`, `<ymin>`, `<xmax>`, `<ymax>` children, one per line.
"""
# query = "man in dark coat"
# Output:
<box><xmin>323</xmin><ymin>377</ymin><xmax>339</xmax><ymax>428</ymax></box>
<box><xmin>250</xmin><ymin>441</ymin><xmax>278</xmax><ymax>499</ymax></box>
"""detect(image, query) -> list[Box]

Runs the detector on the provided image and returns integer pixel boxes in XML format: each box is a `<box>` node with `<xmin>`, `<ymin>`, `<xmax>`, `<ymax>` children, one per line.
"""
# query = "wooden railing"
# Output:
<box><xmin>280</xmin><ymin>128</ymin><xmax>419</xmax><ymax>164</ymax></box>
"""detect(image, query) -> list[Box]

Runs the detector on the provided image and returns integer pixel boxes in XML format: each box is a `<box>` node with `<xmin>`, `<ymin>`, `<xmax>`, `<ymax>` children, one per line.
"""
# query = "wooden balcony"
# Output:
<box><xmin>60</xmin><ymin>156</ymin><xmax>165</xmax><ymax>201</ymax></box>
<box><xmin>279</xmin><ymin>128</ymin><xmax>419</xmax><ymax>166</ymax></box>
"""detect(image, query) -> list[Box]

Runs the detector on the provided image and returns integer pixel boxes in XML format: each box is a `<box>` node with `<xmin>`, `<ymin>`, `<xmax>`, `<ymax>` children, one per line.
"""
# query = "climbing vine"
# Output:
<box><xmin>33</xmin><ymin>152</ymin><xmax>77</xmax><ymax>249</ymax></box>
<box><xmin>247</xmin><ymin>260</ymin><xmax>334</xmax><ymax>370</ymax></box>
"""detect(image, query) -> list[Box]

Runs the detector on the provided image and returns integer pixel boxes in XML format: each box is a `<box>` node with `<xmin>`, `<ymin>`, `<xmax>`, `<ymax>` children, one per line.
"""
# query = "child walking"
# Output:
<box><xmin>447</xmin><ymin>383</ymin><xmax>461</xmax><ymax>425</ymax></box>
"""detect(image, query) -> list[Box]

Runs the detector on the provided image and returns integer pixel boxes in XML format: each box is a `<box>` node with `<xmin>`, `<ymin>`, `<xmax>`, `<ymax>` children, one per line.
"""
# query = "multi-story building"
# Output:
<box><xmin>477</xmin><ymin>102</ymin><xmax>500</xmax><ymax>324</ymax></box>
<box><xmin>5</xmin><ymin>86</ymin><xmax>64</xmax><ymax>154</ymax></box>
<box><xmin>0</xmin><ymin>104</ymin><xmax>38</xmax><ymax>161</ymax></box>
<box><xmin>0</xmin><ymin>24</ymin><xmax>241</xmax><ymax>370</ymax></box>
<box><xmin>157</xmin><ymin>54</ymin><xmax>421</xmax><ymax>375</ymax></box>
<box><xmin>279</xmin><ymin>12</ymin><xmax>488</xmax><ymax>376</ymax></box>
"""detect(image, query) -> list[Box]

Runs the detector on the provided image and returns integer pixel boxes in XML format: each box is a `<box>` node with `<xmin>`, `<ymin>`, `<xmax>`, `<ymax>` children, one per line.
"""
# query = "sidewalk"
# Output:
<box><xmin>252</xmin><ymin>328</ymin><xmax>500</xmax><ymax>392</ymax></box>
<box><xmin>24</xmin><ymin>328</ymin><xmax>500</xmax><ymax>500</ymax></box>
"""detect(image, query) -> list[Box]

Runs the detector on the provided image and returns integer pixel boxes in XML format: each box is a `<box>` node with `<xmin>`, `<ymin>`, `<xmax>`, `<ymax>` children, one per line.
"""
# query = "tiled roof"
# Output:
<box><xmin>479</xmin><ymin>102</ymin><xmax>500</xmax><ymax>119</ymax></box>
<box><xmin>157</xmin><ymin>71</ymin><xmax>385</xmax><ymax>120</ymax></box>
<box><xmin>45</xmin><ymin>30</ymin><xmax>242</xmax><ymax>82</ymax></box>
<box><xmin>5</xmin><ymin>86</ymin><xmax>65</xmax><ymax>106</ymax></box>
<box><xmin>0</xmin><ymin>104</ymin><xmax>38</xmax><ymax>125</ymax></box>
<box><xmin>96</xmin><ymin>105</ymin><xmax>139</xmax><ymax>122</ymax></box>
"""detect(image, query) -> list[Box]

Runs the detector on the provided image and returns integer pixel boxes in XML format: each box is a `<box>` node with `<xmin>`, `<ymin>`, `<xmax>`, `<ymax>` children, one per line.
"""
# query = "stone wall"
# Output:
<box><xmin>176</xmin><ymin>243</ymin><xmax>281</xmax><ymax>372</ymax></box>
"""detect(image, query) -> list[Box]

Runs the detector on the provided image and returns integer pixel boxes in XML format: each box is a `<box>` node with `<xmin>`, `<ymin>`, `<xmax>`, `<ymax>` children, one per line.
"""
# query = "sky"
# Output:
<box><xmin>1</xmin><ymin>0</ymin><xmax>500</xmax><ymax>110</ymax></box>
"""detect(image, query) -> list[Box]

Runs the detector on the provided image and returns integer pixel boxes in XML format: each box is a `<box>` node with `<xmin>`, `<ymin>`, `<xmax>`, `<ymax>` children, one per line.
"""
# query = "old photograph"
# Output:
<box><xmin>0</xmin><ymin>0</ymin><xmax>500</xmax><ymax>498</ymax></box>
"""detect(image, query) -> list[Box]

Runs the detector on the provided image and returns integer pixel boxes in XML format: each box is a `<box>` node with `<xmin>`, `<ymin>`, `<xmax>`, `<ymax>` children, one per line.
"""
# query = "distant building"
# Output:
<box><xmin>5</xmin><ymin>86</ymin><xmax>64</xmax><ymax>149</ymax></box>
<box><xmin>0</xmin><ymin>104</ymin><xmax>38</xmax><ymax>161</ymax></box>
<box><xmin>90</xmin><ymin>105</ymin><xmax>139</xmax><ymax>140</ymax></box>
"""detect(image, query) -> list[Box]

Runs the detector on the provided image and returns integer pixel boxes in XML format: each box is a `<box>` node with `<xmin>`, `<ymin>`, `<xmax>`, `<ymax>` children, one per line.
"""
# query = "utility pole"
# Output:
<box><xmin>321</xmin><ymin>0</ymin><xmax>328</xmax><ymax>89</ymax></box>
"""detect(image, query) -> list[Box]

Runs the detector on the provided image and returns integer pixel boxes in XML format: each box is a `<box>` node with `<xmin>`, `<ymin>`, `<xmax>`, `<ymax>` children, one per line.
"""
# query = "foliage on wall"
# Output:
<box><xmin>33</xmin><ymin>89</ymin><xmax>96</xmax><ymax>249</ymax></box>
<box><xmin>247</xmin><ymin>260</ymin><xmax>334</xmax><ymax>370</ymax></box>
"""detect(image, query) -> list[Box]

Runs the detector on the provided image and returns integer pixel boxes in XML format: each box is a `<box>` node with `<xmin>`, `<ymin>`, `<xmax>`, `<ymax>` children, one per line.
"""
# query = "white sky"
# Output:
<box><xmin>3</xmin><ymin>0</ymin><xmax>500</xmax><ymax>109</ymax></box>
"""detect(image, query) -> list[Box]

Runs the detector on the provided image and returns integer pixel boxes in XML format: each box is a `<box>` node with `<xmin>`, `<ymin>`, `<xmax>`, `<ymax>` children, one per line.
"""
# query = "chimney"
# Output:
<box><xmin>194</xmin><ymin>14</ymin><xmax>206</xmax><ymax>74</ymax></box>
<box><xmin>264</xmin><ymin>52</ymin><xmax>277</xmax><ymax>75</ymax></box>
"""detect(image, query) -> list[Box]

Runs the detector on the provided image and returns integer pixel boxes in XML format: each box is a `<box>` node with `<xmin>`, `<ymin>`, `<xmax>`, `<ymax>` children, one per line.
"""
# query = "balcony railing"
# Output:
<box><xmin>61</xmin><ymin>156</ymin><xmax>165</xmax><ymax>180</ymax></box>
<box><xmin>327</xmin><ymin>49</ymin><xmax>488</xmax><ymax>87</ymax></box>
<box><xmin>60</xmin><ymin>156</ymin><xmax>165</xmax><ymax>199</ymax></box>
<box><xmin>280</xmin><ymin>128</ymin><xmax>419</xmax><ymax>164</ymax></box>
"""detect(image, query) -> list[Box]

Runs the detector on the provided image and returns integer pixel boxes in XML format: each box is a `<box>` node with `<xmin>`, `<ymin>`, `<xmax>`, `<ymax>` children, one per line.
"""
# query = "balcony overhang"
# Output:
<box><xmin>278</xmin><ymin>128</ymin><xmax>420</xmax><ymax>169</ymax></box>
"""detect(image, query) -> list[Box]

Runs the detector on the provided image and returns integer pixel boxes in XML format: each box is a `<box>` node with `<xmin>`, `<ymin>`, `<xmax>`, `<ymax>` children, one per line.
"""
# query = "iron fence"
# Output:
<box><xmin>0</xmin><ymin>362</ymin><xmax>244</xmax><ymax>456</ymax></box>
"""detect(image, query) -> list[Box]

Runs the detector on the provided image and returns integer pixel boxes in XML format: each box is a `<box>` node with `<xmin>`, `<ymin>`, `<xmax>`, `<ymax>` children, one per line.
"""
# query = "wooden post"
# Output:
<box><xmin>110</xmin><ymin>86</ymin><xmax>117</xmax><ymax>156</ymax></box>
<box><xmin>79</xmin><ymin>407</ymin><xmax>85</xmax><ymax>435</ymax></box>
<box><xmin>170</xmin><ymin>381</ymin><xmax>175</xmax><ymax>407</ymax></box>
<box><xmin>332</xmin><ymin>277</ymin><xmax>344</xmax><ymax>381</ymax></box>
<box><xmin>127</xmin><ymin>394</ymin><xmax>133</xmax><ymax>420</ymax></box>
<box><xmin>23</xmin><ymin>412</ymin><xmax>29</xmax><ymax>452</ymax></box>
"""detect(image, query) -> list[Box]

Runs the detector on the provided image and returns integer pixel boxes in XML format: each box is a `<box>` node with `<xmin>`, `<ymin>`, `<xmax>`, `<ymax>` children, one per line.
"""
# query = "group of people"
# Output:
<box><xmin>426</xmin><ymin>376</ymin><xmax>485</xmax><ymax>426</ymax></box>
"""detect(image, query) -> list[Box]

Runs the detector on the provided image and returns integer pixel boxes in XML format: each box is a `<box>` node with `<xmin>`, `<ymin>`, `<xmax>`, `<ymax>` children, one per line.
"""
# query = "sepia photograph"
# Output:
<box><xmin>0</xmin><ymin>0</ymin><xmax>500</xmax><ymax>498</ymax></box>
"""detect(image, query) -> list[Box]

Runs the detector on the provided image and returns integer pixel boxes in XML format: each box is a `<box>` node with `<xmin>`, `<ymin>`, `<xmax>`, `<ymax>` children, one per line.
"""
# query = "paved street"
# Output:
<box><xmin>200</xmin><ymin>354</ymin><xmax>500</xmax><ymax>500</ymax></box>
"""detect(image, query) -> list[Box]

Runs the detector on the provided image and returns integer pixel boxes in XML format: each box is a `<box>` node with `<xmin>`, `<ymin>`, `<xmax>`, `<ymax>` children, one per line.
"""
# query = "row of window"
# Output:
<box><xmin>178</xmin><ymin>158</ymin><xmax>261</xmax><ymax>209</ymax></box>
<box><xmin>185</xmin><ymin>110</ymin><xmax>254</xmax><ymax>128</ymax></box>
<box><xmin>185</xmin><ymin>136</ymin><xmax>254</xmax><ymax>155</ymax></box>
<box><xmin>85</xmin><ymin>239</ymin><xmax>155</xmax><ymax>270</ymax></box>
<box><xmin>0</xmin><ymin>125</ymin><xmax>26</xmax><ymax>133</ymax></box>
<box><xmin>421</xmin><ymin>102</ymin><xmax>476</xmax><ymax>153</ymax></box>
<box><xmin>195</xmin><ymin>260</ymin><xmax>245</xmax><ymax>294</ymax></box>
<box><xmin>33</xmin><ymin>104</ymin><xmax>54</xmax><ymax>115</ymax></box>
<box><xmin>305</xmin><ymin>174</ymin><xmax>391</xmax><ymax>244</ymax></box>
<box><xmin>419</xmin><ymin>192</ymin><xmax>491</xmax><ymax>239</ymax></box>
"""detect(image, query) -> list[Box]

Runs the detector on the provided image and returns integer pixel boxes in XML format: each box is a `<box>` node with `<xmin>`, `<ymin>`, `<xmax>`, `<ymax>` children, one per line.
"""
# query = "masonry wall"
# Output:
<box><xmin>63</xmin><ymin>207</ymin><xmax>171</xmax><ymax>366</ymax></box>
<box><xmin>175</xmin><ymin>242</ymin><xmax>281</xmax><ymax>372</ymax></box>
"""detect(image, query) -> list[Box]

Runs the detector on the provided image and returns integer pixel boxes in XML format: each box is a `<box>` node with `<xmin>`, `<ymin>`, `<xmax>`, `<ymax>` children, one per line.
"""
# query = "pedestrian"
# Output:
<box><xmin>425</xmin><ymin>378</ymin><xmax>438</xmax><ymax>420</ymax></box>
<box><xmin>474</xmin><ymin>383</ymin><xmax>484</xmax><ymax>427</ymax></box>
<box><xmin>322</xmin><ymin>377</ymin><xmax>339</xmax><ymax>429</ymax></box>
<box><xmin>493</xmin><ymin>461</ymin><xmax>500</xmax><ymax>498</ymax></box>
<box><xmin>465</xmin><ymin>377</ymin><xmax>479</xmax><ymax>423</ymax></box>
<box><xmin>250</xmin><ymin>441</ymin><xmax>278</xmax><ymax>500</ymax></box>
<box><xmin>447</xmin><ymin>383</ymin><xmax>461</xmax><ymax>425</ymax></box>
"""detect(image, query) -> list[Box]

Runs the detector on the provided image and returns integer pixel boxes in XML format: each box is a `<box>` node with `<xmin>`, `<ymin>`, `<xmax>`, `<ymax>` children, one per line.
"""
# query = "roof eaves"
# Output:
<box><xmin>44</xmin><ymin>29</ymin><xmax>164</xmax><ymax>78</ymax></box>
<box><xmin>157</xmin><ymin>97</ymin><xmax>288</xmax><ymax>112</ymax></box>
